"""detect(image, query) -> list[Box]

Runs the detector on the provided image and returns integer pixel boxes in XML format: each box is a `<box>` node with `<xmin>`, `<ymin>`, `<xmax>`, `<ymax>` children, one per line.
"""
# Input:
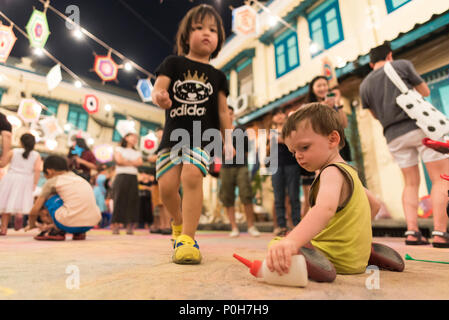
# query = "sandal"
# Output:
<box><xmin>0</xmin><ymin>229</ymin><xmax>7</xmax><ymax>236</ymax></box>
<box><xmin>431</xmin><ymin>231</ymin><xmax>449</xmax><ymax>248</ymax></box>
<box><xmin>404</xmin><ymin>230</ymin><xmax>429</xmax><ymax>245</ymax></box>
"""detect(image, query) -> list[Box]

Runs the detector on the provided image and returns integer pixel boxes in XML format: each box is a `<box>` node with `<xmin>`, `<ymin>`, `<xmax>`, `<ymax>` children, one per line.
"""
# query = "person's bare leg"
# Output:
<box><xmin>158</xmin><ymin>165</ymin><xmax>183</xmax><ymax>227</ymax></box>
<box><xmin>425</xmin><ymin>159</ymin><xmax>449</xmax><ymax>243</ymax></box>
<box><xmin>160</xmin><ymin>205</ymin><xmax>171</xmax><ymax>229</ymax></box>
<box><xmin>0</xmin><ymin>214</ymin><xmax>10</xmax><ymax>234</ymax></box>
<box><xmin>400</xmin><ymin>165</ymin><xmax>421</xmax><ymax>242</ymax></box>
<box><xmin>179</xmin><ymin>164</ymin><xmax>203</xmax><ymax>239</ymax></box>
<box><xmin>243</xmin><ymin>203</ymin><xmax>255</xmax><ymax>228</ymax></box>
<box><xmin>226</xmin><ymin>206</ymin><xmax>238</xmax><ymax>230</ymax></box>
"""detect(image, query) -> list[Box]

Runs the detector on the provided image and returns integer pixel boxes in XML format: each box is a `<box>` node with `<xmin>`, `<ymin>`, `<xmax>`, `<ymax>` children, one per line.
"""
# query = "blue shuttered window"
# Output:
<box><xmin>308</xmin><ymin>0</ymin><xmax>344</xmax><ymax>57</ymax></box>
<box><xmin>67</xmin><ymin>104</ymin><xmax>88</xmax><ymax>131</ymax></box>
<box><xmin>385</xmin><ymin>0</ymin><xmax>412</xmax><ymax>13</ymax></box>
<box><xmin>112</xmin><ymin>114</ymin><xmax>126</xmax><ymax>142</ymax></box>
<box><xmin>139</xmin><ymin>120</ymin><xmax>158</xmax><ymax>138</ymax></box>
<box><xmin>274</xmin><ymin>30</ymin><xmax>300</xmax><ymax>78</ymax></box>
<box><xmin>35</xmin><ymin>96</ymin><xmax>59</xmax><ymax>116</ymax></box>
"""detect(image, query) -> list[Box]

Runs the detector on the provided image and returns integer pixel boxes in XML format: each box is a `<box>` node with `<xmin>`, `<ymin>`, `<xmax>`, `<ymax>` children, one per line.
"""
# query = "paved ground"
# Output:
<box><xmin>1</xmin><ymin>229</ymin><xmax>449</xmax><ymax>300</ymax></box>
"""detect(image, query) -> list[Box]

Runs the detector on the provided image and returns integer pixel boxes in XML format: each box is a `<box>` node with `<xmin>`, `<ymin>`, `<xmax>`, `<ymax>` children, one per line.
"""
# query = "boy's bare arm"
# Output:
<box><xmin>286</xmin><ymin>166</ymin><xmax>344</xmax><ymax>249</ymax></box>
<box><xmin>152</xmin><ymin>75</ymin><xmax>172</xmax><ymax>109</ymax></box>
<box><xmin>266</xmin><ymin>167</ymin><xmax>345</xmax><ymax>274</ymax></box>
<box><xmin>218</xmin><ymin>91</ymin><xmax>235</xmax><ymax>160</ymax></box>
<box><xmin>26</xmin><ymin>196</ymin><xmax>47</xmax><ymax>230</ymax></box>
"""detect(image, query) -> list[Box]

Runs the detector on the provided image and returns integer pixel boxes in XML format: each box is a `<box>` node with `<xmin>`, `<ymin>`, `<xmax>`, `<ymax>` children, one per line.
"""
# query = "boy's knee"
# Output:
<box><xmin>181</xmin><ymin>165</ymin><xmax>203</xmax><ymax>189</ymax></box>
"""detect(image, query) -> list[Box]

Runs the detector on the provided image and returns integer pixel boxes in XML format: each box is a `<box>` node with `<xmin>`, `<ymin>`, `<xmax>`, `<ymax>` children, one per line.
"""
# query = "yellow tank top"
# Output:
<box><xmin>310</xmin><ymin>162</ymin><xmax>372</xmax><ymax>274</ymax></box>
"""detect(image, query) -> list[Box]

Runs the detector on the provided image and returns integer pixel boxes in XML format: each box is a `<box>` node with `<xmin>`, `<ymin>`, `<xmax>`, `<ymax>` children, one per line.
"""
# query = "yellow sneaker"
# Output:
<box><xmin>171</xmin><ymin>222</ymin><xmax>183</xmax><ymax>242</ymax></box>
<box><xmin>172</xmin><ymin>234</ymin><xmax>202</xmax><ymax>264</ymax></box>
<box><xmin>268</xmin><ymin>236</ymin><xmax>284</xmax><ymax>249</ymax></box>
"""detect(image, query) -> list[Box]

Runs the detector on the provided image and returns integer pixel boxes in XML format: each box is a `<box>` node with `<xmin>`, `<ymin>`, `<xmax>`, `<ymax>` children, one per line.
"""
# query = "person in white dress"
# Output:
<box><xmin>0</xmin><ymin>133</ymin><xmax>42</xmax><ymax>235</ymax></box>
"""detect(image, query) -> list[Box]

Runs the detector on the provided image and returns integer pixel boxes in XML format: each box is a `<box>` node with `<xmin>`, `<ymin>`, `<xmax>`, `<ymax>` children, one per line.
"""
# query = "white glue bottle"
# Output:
<box><xmin>233</xmin><ymin>253</ymin><xmax>308</xmax><ymax>287</ymax></box>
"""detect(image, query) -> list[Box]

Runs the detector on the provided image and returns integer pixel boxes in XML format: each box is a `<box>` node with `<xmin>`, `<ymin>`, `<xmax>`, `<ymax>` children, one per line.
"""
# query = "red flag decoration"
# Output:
<box><xmin>83</xmin><ymin>94</ymin><xmax>99</xmax><ymax>114</ymax></box>
<box><xmin>93</xmin><ymin>52</ymin><xmax>119</xmax><ymax>83</ymax></box>
<box><xmin>0</xmin><ymin>23</ymin><xmax>17</xmax><ymax>63</ymax></box>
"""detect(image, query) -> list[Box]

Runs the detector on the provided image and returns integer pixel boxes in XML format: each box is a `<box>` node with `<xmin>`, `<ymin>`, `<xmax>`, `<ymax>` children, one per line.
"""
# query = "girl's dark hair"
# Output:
<box><xmin>306</xmin><ymin>75</ymin><xmax>328</xmax><ymax>103</ymax></box>
<box><xmin>75</xmin><ymin>138</ymin><xmax>90</xmax><ymax>151</ymax></box>
<box><xmin>43</xmin><ymin>155</ymin><xmax>69</xmax><ymax>174</ymax></box>
<box><xmin>21</xmin><ymin>133</ymin><xmax>35</xmax><ymax>159</ymax></box>
<box><xmin>175</xmin><ymin>4</ymin><xmax>225</xmax><ymax>59</ymax></box>
<box><xmin>120</xmin><ymin>133</ymin><xmax>136</xmax><ymax>149</ymax></box>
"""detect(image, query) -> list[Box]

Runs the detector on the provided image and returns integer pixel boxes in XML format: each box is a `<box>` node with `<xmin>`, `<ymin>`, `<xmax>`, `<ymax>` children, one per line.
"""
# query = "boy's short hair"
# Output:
<box><xmin>282</xmin><ymin>103</ymin><xmax>346</xmax><ymax>148</ymax></box>
<box><xmin>43</xmin><ymin>155</ymin><xmax>69</xmax><ymax>174</ymax></box>
<box><xmin>175</xmin><ymin>4</ymin><xmax>225</xmax><ymax>59</ymax></box>
<box><xmin>369</xmin><ymin>42</ymin><xmax>392</xmax><ymax>64</ymax></box>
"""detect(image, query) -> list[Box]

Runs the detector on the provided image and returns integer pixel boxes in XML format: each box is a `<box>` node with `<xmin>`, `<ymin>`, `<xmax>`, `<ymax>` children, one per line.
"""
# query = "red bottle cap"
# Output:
<box><xmin>233</xmin><ymin>253</ymin><xmax>262</xmax><ymax>277</ymax></box>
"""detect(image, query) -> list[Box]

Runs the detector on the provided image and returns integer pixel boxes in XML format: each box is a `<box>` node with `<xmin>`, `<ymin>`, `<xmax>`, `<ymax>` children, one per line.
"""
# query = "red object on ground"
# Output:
<box><xmin>233</xmin><ymin>253</ymin><xmax>262</xmax><ymax>277</ymax></box>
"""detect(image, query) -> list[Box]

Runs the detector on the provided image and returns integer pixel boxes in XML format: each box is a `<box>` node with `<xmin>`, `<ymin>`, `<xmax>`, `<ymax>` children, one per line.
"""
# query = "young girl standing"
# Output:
<box><xmin>152</xmin><ymin>4</ymin><xmax>233</xmax><ymax>264</ymax></box>
<box><xmin>0</xmin><ymin>133</ymin><xmax>42</xmax><ymax>235</ymax></box>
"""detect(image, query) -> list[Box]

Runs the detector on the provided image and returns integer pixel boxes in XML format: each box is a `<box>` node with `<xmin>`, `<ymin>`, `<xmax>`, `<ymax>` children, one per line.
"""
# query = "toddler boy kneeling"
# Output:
<box><xmin>26</xmin><ymin>155</ymin><xmax>101</xmax><ymax>240</ymax></box>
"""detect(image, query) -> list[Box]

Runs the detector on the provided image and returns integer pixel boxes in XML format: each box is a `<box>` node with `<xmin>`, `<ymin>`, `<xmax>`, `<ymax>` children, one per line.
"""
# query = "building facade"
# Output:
<box><xmin>211</xmin><ymin>0</ymin><xmax>449</xmax><ymax>220</ymax></box>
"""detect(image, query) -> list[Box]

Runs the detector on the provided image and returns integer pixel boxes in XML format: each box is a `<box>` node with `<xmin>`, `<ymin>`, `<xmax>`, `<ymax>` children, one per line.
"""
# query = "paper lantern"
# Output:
<box><xmin>18</xmin><ymin>99</ymin><xmax>42</xmax><ymax>123</ymax></box>
<box><xmin>94</xmin><ymin>144</ymin><xmax>114</xmax><ymax>163</ymax></box>
<box><xmin>25</xmin><ymin>9</ymin><xmax>50</xmax><ymax>49</ymax></box>
<box><xmin>232</xmin><ymin>5</ymin><xmax>258</xmax><ymax>37</ymax></box>
<box><xmin>116</xmin><ymin>119</ymin><xmax>136</xmax><ymax>138</ymax></box>
<box><xmin>40</xmin><ymin>116</ymin><xmax>62</xmax><ymax>139</ymax></box>
<box><xmin>46</xmin><ymin>64</ymin><xmax>62</xmax><ymax>91</ymax></box>
<box><xmin>136</xmin><ymin>78</ymin><xmax>153</xmax><ymax>102</ymax></box>
<box><xmin>93</xmin><ymin>53</ymin><xmax>119</xmax><ymax>82</ymax></box>
<box><xmin>140</xmin><ymin>131</ymin><xmax>158</xmax><ymax>154</ymax></box>
<box><xmin>0</xmin><ymin>24</ymin><xmax>17</xmax><ymax>63</ymax></box>
<box><xmin>83</xmin><ymin>94</ymin><xmax>99</xmax><ymax>114</ymax></box>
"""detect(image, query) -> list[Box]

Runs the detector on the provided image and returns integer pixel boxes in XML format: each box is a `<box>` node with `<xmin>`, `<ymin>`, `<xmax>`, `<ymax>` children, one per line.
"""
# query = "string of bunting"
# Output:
<box><xmin>0</xmin><ymin>4</ymin><xmax>158</xmax><ymax>156</ymax></box>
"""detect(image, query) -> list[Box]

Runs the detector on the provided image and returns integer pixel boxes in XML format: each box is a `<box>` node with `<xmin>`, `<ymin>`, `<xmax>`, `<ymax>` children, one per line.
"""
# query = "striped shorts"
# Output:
<box><xmin>156</xmin><ymin>147</ymin><xmax>210</xmax><ymax>180</ymax></box>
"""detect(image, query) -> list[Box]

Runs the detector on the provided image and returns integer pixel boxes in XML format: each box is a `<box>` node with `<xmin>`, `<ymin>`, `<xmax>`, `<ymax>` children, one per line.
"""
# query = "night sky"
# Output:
<box><xmin>0</xmin><ymin>0</ymin><xmax>247</xmax><ymax>92</ymax></box>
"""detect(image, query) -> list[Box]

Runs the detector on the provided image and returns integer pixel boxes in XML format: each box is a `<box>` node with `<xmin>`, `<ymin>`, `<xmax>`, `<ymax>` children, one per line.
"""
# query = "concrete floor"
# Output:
<box><xmin>1</xmin><ymin>229</ymin><xmax>449</xmax><ymax>300</ymax></box>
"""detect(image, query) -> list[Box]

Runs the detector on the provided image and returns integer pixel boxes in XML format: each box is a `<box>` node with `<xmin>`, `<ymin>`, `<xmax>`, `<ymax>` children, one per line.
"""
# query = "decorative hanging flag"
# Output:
<box><xmin>232</xmin><ymin>5</ymin><xmax>259</xmax><ymax>37</ymax></box>
<box><xmin>39</xmin><ymin>116</ymin><xmax>63</xmax><ymax>139</ymax></box>
<box><xmin>93</xmin><ymin>52</ymin><xmax>119</xmax><ymax>83</ymax></box>
<box><xmin>0</xmin><ymin>23</ymin><xmax>17</xmax><ymax>63</ymax></box>
<box><xmin>136</xmin><ymin>78</ymin><xmax>153</xmax><ymax>102</ymax></box>
<box><xmin>93</xmin><ymin>144</ymin><xmax>114</xmax><ymax>163</ymax></box>
<box><xmin>140</xmin><ymin>131</ymin><xmax>158</xmax><ymax>154</ymax></box>
<box><xmin>322</xmin><ymin>57</ymin><xmax>338</xmax><ymax>88</ymax></box>
<box><xmin>26</xmin><ymin>9</ymin><xmax>50</xmax><ymax>48</ymax></box>
<box><xmin>116</xmin><ymin>119</ymin><xmax>137</xmax><ymax>138</ymax></box>
<box><xmin>46</xmin><ymin>64</ymin><xmax>62</xmax><ymax>91</ymax></box>
<box><xmin>83</xmin><ymin>94</ymin><xmax>99</xmax><ymax>114</ymax></box>
<box><xmin>18</xmin><ymin>99</ymin><xmax>42</xmax><ymax>123</ymax></box>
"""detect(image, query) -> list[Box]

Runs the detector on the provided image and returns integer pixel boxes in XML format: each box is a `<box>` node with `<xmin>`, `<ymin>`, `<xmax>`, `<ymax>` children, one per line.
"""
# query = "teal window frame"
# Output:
<box><xmin>0</xmin><ymin>88</ymin><xmax>6</xmax><ymax>103</ymax></box>
<box><xmin>139</xmin><ymin>120</ymin><xmax>159</xmax><ymax>138</ymax></box>
<box><xmin>307</xmin><ymin>0</ymin><xmax>344</xmax><ymax>57</ymax></box>
<box><xmin>112</xmin><ymin>114</ymin><xmax>126</xmax><ymax>142</ymax></box>
<box><xmin>274</xmin><ymin>29</ymin><xmax>300</xmax><ymax>78</ymax></box>
<box><xmin>34</xmin><ymin>96</ymin><xmax>59</xmax><ymax>116</ymax></box>
<box><xmin>67</xmin><ymin>104</ymin><xmax>88</xmax><ymax>131</ymax></box>
<box><xmin>385</xmin><ymin>0</ymin><xmax>412</xmax><ymax>13</ymax></box>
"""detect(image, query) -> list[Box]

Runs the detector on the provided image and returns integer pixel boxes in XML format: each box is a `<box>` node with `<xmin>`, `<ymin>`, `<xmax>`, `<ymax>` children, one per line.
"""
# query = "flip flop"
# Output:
<box><xmin>368</xmin><ymin>243</ymin><xmax>405</xmax><ymax>272</ymax></box>
<box><xmin>431</xmin><ymin>231</ymin><xmax>449</xmax><ymax>248</ymax></box>
<box><xmin>404</xmin><ymin>230</ymin><xmax>429</xmax><ymax>245</ymax></box>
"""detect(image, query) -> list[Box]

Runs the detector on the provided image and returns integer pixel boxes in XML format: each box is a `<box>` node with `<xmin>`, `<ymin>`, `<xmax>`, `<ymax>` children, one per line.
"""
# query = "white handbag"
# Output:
<box><xmin>384</xmin><ymin>61</ymin><xmax>449</xmax><ymax>141</ymax></box>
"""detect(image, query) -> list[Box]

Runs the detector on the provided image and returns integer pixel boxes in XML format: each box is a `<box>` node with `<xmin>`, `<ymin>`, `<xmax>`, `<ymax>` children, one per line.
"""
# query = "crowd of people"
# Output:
<box><xmin>0</xmin><ymin>4</ymin><xmax>448</xmax><ymax>279</ymax></box>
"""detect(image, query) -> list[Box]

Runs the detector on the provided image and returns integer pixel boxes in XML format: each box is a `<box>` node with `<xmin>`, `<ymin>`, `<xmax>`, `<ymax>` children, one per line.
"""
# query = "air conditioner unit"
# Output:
<box><xmin>234</xmin><ymin>94</ymin><xmax>253</xmax><ymax>115</ymax></box>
